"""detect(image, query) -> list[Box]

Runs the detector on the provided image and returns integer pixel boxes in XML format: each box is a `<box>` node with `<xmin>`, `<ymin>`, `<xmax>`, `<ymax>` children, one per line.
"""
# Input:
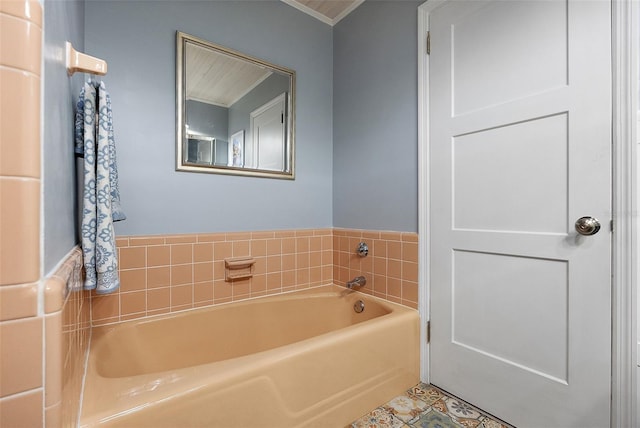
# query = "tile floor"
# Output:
<box><xmin>351</xmin><ymin>383</ymin><xmax>513</xmax><ymax>428</ymax></box>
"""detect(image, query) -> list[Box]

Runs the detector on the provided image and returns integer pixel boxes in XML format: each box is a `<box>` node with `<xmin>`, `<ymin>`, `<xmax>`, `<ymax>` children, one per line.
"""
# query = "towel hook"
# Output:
<box><xmin>66</xmin><ymin>42</ymin><xmax>108</xmax><ymax>76</ymax></box>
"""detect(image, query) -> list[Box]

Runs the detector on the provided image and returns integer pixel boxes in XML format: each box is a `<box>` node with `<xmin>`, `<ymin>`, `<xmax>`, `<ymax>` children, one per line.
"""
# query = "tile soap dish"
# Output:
<box><xmin>224</xmin><ymin>257</ymin><xmax>256</xmax><ymax>281</ymax></box>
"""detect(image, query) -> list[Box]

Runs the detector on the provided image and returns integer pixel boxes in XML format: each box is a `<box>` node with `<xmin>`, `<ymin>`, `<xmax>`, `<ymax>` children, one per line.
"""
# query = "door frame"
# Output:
<box><xmin>416</xmin><ymin>1</ymin><xmax>638</xmax><ymax>426</ymax></box>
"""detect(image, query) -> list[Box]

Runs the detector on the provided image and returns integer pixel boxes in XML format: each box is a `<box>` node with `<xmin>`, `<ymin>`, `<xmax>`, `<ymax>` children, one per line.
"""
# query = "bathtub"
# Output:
<box><xmin>80</xmin><ymin>285</ymin><xmax>420</xmax><ymax>427</ymax></box>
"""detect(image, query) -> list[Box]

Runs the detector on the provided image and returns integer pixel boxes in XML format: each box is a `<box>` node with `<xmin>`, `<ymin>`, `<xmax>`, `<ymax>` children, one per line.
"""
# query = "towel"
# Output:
<box><xmin>74</xmin><ymin>81</ymin><xmax>126</xmax><ymax>294</ymax></box>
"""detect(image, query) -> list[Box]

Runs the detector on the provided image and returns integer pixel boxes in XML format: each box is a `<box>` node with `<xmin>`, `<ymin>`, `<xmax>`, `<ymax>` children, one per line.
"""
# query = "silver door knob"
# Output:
<box><xmin>575</xmin><ymin>216</ymin><xmax>601</xmax><ymax>236</ymax></box>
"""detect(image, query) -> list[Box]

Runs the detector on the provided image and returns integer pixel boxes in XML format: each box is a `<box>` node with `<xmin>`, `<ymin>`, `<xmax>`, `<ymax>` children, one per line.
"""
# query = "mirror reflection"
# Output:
<box><xmin>176</xmin><ymin>32</ymin><xmax>295</xmax><ymax>178</ymax></box>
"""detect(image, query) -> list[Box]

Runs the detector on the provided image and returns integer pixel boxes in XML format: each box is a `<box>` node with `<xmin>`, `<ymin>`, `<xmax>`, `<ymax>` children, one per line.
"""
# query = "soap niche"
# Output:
<box><xmin>224</xmin><ymin>257</ymin><xmax>256</xmax><ymax>281</ymax></box>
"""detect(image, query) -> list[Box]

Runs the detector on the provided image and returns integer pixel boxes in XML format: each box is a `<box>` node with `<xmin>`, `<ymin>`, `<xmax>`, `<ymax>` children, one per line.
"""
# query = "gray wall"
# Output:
<box><xmin>333</xmin><ymin>0</ymin><xmax>422</xmax><ymax>232</ymax></box>
<box><xmin>84</xmin><ymin>0</ymin><xmax>333</xmax><ymax>236</ymax></box>
<box><xmin>43</xmin><ymin>0</ymin><xmax>85</xmax><ymax>273</ymax></box>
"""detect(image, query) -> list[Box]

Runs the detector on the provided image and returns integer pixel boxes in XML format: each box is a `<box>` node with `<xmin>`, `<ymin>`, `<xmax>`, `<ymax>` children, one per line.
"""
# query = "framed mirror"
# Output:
<box><xmin>176</xmin><ymin>31</ymin><xmax>295</xmax><ymax>179</ymax></box>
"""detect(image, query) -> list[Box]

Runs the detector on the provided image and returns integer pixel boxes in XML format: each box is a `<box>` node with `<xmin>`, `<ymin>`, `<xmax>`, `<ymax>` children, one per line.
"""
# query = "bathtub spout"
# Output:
<box><xmin>346</xmin><ymin>276</ymin><xmax>366</xmax><ymax>289</ymax></box>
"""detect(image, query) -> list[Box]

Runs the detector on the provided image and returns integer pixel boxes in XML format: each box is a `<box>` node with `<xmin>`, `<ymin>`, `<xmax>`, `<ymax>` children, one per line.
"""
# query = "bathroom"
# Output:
<box><xmin>0</xmin><ymin>0</ymin><xmax>637</xmax><ymax>427</ymax></box>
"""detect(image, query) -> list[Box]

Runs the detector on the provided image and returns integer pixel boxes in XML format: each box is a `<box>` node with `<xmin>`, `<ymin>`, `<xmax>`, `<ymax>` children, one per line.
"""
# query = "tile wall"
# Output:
<box><xmin>91</xmin><ymin>228</ymin><xmax>419</xmax><ymax>325</ymax></box>
<box><xmin>42</xmin><ymin>248</ymin><xmax>90</xmax><ymax>428</ymax></box>
<box><xmin>0</xmin><ymin>1</ymin><xmax>44</xmax><ymax>426</ymax></box>
<box><xmin>92</xmin><ymin>229</ymin><xmax>335</xmax><ymax>325</ymax></box>
<box><xmin>333</xmin><ymin>228</ymin><xmax>419</xmax><ymax>309</ymax></box>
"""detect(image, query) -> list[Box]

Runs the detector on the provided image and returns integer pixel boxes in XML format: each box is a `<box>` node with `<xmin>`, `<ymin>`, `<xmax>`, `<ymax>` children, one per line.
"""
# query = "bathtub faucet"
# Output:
<box><xmin>346</xmin><ymin>276</ymin><xmax>367</xmax><ymax>289</ymax></box>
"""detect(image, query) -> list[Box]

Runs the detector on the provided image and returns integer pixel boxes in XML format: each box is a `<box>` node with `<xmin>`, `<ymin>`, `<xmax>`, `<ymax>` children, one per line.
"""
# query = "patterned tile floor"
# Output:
<box><xmin>351</xmin><ymin>383</ymin><xmax>513</xmax><ymax>428</ymax></box>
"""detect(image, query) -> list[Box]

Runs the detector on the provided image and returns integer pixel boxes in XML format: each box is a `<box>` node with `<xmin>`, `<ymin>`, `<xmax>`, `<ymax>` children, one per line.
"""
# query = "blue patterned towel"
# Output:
<box><xmin>74</xmin><ymin>81</ymin><xmax>126</xmax><ymax>294</ymax></box>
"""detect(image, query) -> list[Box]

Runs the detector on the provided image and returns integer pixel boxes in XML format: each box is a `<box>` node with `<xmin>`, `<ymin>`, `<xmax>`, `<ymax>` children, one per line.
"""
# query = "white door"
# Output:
<box><xmin>250</xmin><ymin>93</ymin><xmax>286</xmax><ymax>171</ymax></box>
<box><xmin>428</xmin><ymin>1</ymin><xmax>612</xmax><ymax>427</ymax></box>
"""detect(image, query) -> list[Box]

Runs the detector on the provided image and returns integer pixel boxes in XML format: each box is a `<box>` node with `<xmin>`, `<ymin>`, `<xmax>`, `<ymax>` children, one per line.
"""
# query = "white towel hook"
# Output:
<box><xmin>66</xmin><ymin>42</ymin><xmax>107</xmax><ymax>76</ymax></box>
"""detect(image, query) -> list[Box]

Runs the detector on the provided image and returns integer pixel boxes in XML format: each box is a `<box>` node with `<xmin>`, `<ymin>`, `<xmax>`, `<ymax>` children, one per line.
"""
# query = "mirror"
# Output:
<box><xmin>176</xmin><ymin>32</ymin><xmax>295</xmax><ymax>179</ymax></box>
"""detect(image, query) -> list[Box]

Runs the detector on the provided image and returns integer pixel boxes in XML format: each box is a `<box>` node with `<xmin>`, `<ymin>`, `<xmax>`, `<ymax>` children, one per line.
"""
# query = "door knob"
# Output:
<box><xmin>574</xmin><ymin>216</ymin><xmax>601</xmax><ymax>236</ymax></box>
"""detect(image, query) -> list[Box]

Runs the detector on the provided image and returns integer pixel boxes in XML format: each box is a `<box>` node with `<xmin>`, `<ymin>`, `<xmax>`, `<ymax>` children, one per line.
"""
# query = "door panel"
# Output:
<box><xmin>428</xmin><ymin>1</ymin><xmax>612</xmax><ymax>426</ymax></box>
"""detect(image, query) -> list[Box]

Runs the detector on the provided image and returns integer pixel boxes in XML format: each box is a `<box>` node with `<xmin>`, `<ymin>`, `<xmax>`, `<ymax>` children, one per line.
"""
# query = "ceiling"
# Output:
<box><xmin>281</xmin><ymin>0</ymin><xmax>366</xmax><ymax>26</ymax></box>
<box><xmin>186</xmin><ymin>43</ymin><xmax>272</xmax><ymax>108</ymax></box>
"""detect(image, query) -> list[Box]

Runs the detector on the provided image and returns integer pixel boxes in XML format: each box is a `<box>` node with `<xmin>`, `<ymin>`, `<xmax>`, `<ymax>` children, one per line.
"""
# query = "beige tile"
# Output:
<box><xmin>401</xmin><ymin>232</ymin><xmax>419</xmax><ymax>242</ymax></box>
<box><xmin>171</xmin><ymin>264</ymin><xmax>192</xmax><ymax>286</ymax></box>
<box><xmin>213</xmin><ymin>261</ymin><xmax>225</xmax><ymax>281</ymax></box>
<box><xmin>388</xmin><ymin>259</ymin><xmax>402</xmax><ymax>279</ymax></box>
<box><xmin>147</xmin><ymin>266</ymin><xmax>170</xmax><ymax>288</ymax></box>
<box><xmin>0</xmin><ymin>283</ymin><xmax>37</xmax><ymax>320</ymax></box>
<box><xmin>339</xmin><ymin>236</ymin><xmax>349</xmax><ymax>252</ymax></box>
<box><xmin>171</xmin><ymin>285</ymin><xmax>192</xmax><ymax>307</ymax></box>
<box><xmin>231</xmin><ymin>279</ymin><xmax>250</xmax><ymax>297</ymax></box>
<box><xmin>309</xmin><ymin>251</ymin><xmax>322</xmax><ymax>268</ymax></box>
<box><xmin>273</xmin><ymin>230</ymin><xmax>295</xmax><ymax>238</ymax></box>
<box><xmin>194</xmin><ymin>262</ymin><xmax>213</xmax><ymax>282</ymax></box>
<box><xmin>321</xmin><ymin>235</ymin><xmax>333</xmax><ymax>251</ymax></box>
<box><xmin>0</xmin><ymin>1</ymin><xmax>42</xmax><ymax>26</ymax></box>
<box><xmin>380</xmin><ymin>231</ymin><xmax>402</xmax><ymax>241</ymax></box>
<box><xmin>128</xmin><ymin>236</ymin><xmax>164</xmax><ymax>246</ymax></box>
<box><xmin>115</xmin><ymin>237</ymin><xmax>129</xmax><ymax>248</ymax></box>
<box><xmin>146</xmin><ymin>287</ymin><xmax>169</xmax><ymax>311</ymax></box>
<box><xmin>44</xmin><ymin>313</ymin><xmax>62</xmax><ymax>406</ymax></box>
<box><xmin>296</xmin><ymin>253</ymin><xmax>309</xmax><ymax>269</ymax></box>
<box><xmin>213</xmin><ymin>280</ymin><xmax>231</xmax><ymax>301</ymax></box>
<box><xmin>232</xmin><ymin>240</ymin><xmax>250</xmax><ymax>257</ymax></box>
<box><xmin>91</xmin><ymin>294</ymin><xmax>119</xmax><ymax>322</ymax></box>
<box><xmin>402</xmin><ymin>281</ymin><xmax>419</xmax><ymax>303</ymax></box>
<box><xmin>266</xmin><ymin>273</ymin><xmax>282</xmax><ymax>290</ymax></box>
<box><xmin>0</xmin><ymin>317</ymin><xmax>42</xmax><ymax>396</ymax></box>
<box><xmin>45</xmin><ymin>401</ymin><xmax>61</xmax><ymax>428</ymax></box>
<box><xmin>402</xmin><ymin>242</ymin><xmax>419</xmax><ymax>263</ymax></box>
<box><xmin>295</xmin><ymin>229</ymin><xmax>314</xmax><ymax>237</ymax></box>
<box><xmin>321</xmin><ymin>250</ymin><xmax>332</xmax><ymax>266</ymax></box>
<box><xmin>43</xmin><ymin>277</ymin><xmax>65</xmax><ymax>314</ymax></box>
<box><xmin>171</xmin><ymin>244</ymin><xmax>192</xmax><ymax>265</ymax></box>
<box><xmin>266</xmin><ymin>255</ymin><xmax>281</xmax><ymax>273</ymax></box>
<box><xmin>253</xmin><ymin>257</ymin><xmax>266</xmax><ymax>275</ymax></box>
<box><xmin>296</xmin><ymin>237</ymin><xmax>310</xmax><ymax>252</ymax></box>
<box><xmin>402</xmin><ymin>300</ymin><xmax>418</xmax><ymax>310</ymax></box>
<box><xmin>251</xmin><ymin>240</ymin><xmax>267</xmax><ymax>257</ymax></box>
<box><xmin>373</xmin><ymin>275</ymin><xmax>387</xmax><ymax>295</ymax></box>
<box><xmin>251</xmin><ymin>275</ymin><xmax>266</xmax><ymax>294</ymax></box>
<box><xmin>296</xmin><ymin>268</ymin><xmax>309</xmax><ymax>285</ymax></box>
<box><xmin>321</xmin><ymin>265</ymin><xmax>333</xmax><ymax>283</ymax></box>
<box><xmin>387</xmin><ymin>240</ymin><xmax>402</xmax><ymax>260</ymax></box>
<box><xmin>362</xmin><ymin>230</ymin><xmax>381</xmax><ymax>239</ymax></box>
<box><xmin>196</xmin><ymin>233</ymin><xmax>225</xmax><ymax>242</ymax></box>
<box><xmin>0</xmin><ymin>178</ymin><xmax>39</xmax><ymax>285</ymax></box>
<box><xmin>0</xmin><ymin>68</ymin><xmax>40</xmax><ymax>178</ymax></box>
<box><xmin>387</xmin><ymin>277</ymin><xmax>402</xmax><ymax>298</ymax></box>
<box><xmin>165</xmin><ymin>235</ymin><xmax>197</xmax><ymax>244</ymax></box>
<box><xmin>282</xmin><ymin>254</ymin><xmax>296</xmax><ymax>270</ymax></box>
<box><xmin>226</xmin><ymin>232</ymin><xmax>251</xmax><ymax>241</ymax></box>
<box><xmin>146</xmin><ymin>308</ymin><xmax>169</xmax><ymax>317</ymax></box>
<box><xmin>402</xmin><ymin>261</ymin><xmax>419</xmax><ymax>282</ymax></box>
<box><xmin>214</xmin><ymin>241</ymin><xmax>232</xmax><ymax>260</ymax></box>
<box><xmin>121</xmin><ymin>291</ymin><xmax>146</xmax><ymax>315</ymax></box>
<box><xmin>281</xmin><ymin>270</ymin><xmax>296</xmax><ymax>288</ymax></box>
<box><xmin>309</xmin><ymin>267</ymin><xmax>322</xmax><ymax>284</ymax></box>
<box><xmin>193</xmin><ymin>281</ymin><xmax>213</xmax><ymax>303</ymax></box>
<box><xmin>309</xmin><ymin>237</ymin><xmax>322</xmax><ymax>252</ymax></box>
<box><xmin>119</xmin><ymin>268</ymin><xmax>146</xmax><ymax>292</ymax></box>
<box><xmin>147</xmin><ymin>245</ymin><xmax>170</xmax><ymax>267</ymax></box>
<box><xmin>266</xmin><ymin>239</ymin><xmax>282</xmax><ymax>256</ymax></box>
<box><xmin>251</xmin><ymin>231</ymin><xmax>274</xmax><ymax>239</ymax></box>
<box><xmin>118</xmin><ymin>247</ymin><xmax>145</xmax><ymax>270</ymax></box>
<box><xmin>0</xmin><ymin>13</ymin><xmax>41</xmax><ymax>74</ymax></box>
<box><xmin>194</xmin><ymin>243</ymin><xmax>213</xmax><ymax>262</ymax></box>
<box><xmin>0</xmin><ymin>389</ymin><xmax>43</xmax><ymax>427</ymax></box>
